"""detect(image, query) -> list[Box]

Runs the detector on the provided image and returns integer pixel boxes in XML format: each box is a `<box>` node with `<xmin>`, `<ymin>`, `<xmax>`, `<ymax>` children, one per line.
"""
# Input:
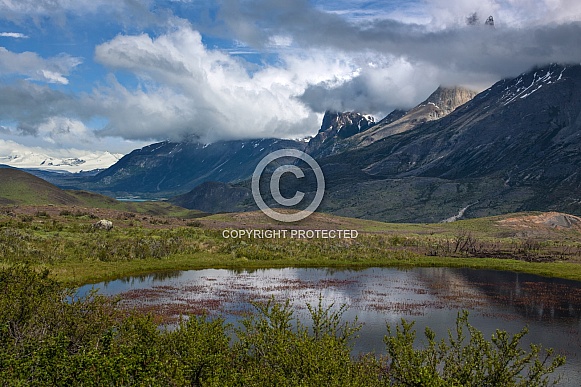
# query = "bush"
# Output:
<box><xmin>384</xmin><ymin>310</ymin><xmax>565</xmax><ymax>386</ymax></box>
<box><xmin>232</xmin><ymin>297</ymin><xmax>378</xmax><ymax>386</ymax></box>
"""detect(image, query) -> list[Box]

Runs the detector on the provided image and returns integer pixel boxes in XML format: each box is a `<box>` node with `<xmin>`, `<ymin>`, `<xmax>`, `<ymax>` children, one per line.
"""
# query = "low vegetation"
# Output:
<box><xmin>0</xmin><ymin>266</ymin><xmax>565</xmax><ymax>386</ymax></box>
<box><xmin>1</xmin><ymin>206</ymin><xmax>581</xmax><ymax>284</ymax></box>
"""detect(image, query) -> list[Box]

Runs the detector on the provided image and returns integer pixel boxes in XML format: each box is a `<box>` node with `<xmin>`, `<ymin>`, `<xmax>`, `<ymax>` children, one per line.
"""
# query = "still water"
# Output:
<box><xmin>79</xmin><ymin>267</ymin><xmax>581</xmax><ymax>385</ymax></box>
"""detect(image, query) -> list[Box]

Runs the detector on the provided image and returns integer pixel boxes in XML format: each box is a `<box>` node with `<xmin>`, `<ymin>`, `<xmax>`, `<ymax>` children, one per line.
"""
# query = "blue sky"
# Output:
<box><xmin>1</xmin><ymin>0</ymin><xmax>580</xmax><ymax>159</ymax></box>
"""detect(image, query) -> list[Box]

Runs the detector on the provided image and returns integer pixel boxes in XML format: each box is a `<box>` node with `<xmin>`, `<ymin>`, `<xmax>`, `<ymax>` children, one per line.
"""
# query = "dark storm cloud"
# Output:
<box><xmin>218</xmin><ymin>0</ymin><xmax>581</xmax><ymax>78</ymax></box>
<box><xmin>215</xmin><ymin>0</ymin><xmax>581</xmax><ymax>115</ymax></box>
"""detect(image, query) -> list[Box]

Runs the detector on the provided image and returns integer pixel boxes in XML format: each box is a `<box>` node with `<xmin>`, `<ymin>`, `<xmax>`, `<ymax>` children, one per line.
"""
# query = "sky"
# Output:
<box><xmin>1</xmin><ymin>0</ymin><xmax>581</xmax><ymax>160</ymax></box>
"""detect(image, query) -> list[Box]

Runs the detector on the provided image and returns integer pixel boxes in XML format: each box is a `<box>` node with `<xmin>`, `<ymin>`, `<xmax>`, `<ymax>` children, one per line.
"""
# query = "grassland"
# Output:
<box><xmin>1</xmin><ymin>202</ymin><xmax>581</xmax><ymax>285</ymax></box>
<box><xmin>0</xmin><ymin>168</ymin><xmax>206</xmax><ymax>218</ymax></box>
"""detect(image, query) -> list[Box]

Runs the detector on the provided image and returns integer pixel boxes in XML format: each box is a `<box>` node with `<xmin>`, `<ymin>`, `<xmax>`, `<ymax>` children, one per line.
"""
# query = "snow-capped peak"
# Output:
<box><xmin>0</xmin><ymin>140</ymin><xmax>123</xmax><ymax>172</ymax></box>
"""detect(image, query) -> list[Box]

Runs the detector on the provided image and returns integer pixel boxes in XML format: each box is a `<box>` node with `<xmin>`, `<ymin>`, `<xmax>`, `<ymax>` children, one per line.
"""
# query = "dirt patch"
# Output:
<box><xmin>498</xmin><ymin>212</ymin><xmax>581</xmax><ymax>232</ymax></box>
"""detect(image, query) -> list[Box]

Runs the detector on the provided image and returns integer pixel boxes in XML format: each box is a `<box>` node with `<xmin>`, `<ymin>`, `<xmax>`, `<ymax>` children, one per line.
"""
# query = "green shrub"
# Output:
<box><xmin>232</xmin><ymin>297</ymin><xmax>379</xmax><ymax>386</ymax></box>
<box><xmin>384</xmin><ymin>310</ymin><xmax>565</xmax><ymax>386</ymax></box>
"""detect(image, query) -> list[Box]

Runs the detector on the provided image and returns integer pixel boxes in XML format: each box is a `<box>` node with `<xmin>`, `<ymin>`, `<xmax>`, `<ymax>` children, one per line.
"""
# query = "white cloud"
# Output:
<box><xmin>0</xmin><ymin>32</ymin><xmax>28</xmax><ymax>38</ymax></box>
<box><xmin>35</xmin><ymin>117</ymin><xmax>95</xmax><ymax>147</ymax></box>
<box><xmin>0</xmin><ymin>117</ymin><xmax>149</xmax><ymax>153</ymax></box>
<box><xmin>0</xmin><ymin>47</ymin><xmax>81</xmax><ymax>84</ymax></box>
<box><xmin>416</xmin><ymin>0</ymin><xmax>581</xmax><ymax>28</ymax></box>
<box><xmin>299</xmin><ymin>57</ymin><xmax>442</xmax><ymax>116</ymax></box>
<box><xmin>92</xmin><ymin>26</ymin><xmax>362</xmax><ymax>142</ymax></box>
<box><xmin>314</xmin><ymin>0</ymin><xmax>581</xmax><ymax>29</ymax></box>
<box><xmin>268</xmin><ymin>35</ymin><xmax>293</xmax><ymax>48</ymax></box>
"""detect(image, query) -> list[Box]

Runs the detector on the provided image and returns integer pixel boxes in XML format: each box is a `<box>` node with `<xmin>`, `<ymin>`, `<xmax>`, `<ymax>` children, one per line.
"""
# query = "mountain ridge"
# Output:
<box><xmin>304</xmin><ymin>86</ymin><xmax>478</xmax><ymax>159</ymax></box>
<box><xmin>79</xmin><ymin>138</ymin><xmax>306</xmax><ymax>198</ymax></box>
<box><xmin>352</xmin><ymin>86</ymin><xmax>479</xmax><ymax>149</ymax></box>
<box><xmin>171</xmin><ymin>63</ymin><xmax>581</xmax><ymax>222</ymax></box>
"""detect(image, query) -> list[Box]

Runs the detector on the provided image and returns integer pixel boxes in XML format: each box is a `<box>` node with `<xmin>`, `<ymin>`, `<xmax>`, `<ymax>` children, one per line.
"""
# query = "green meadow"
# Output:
<box><xmin>1</xmin><ymin>205</ymin><xmax>581</xmax><ymax>285</ymax></box>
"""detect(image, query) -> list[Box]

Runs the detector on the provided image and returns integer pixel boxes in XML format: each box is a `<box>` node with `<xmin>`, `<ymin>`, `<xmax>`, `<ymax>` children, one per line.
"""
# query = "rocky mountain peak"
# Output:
<box><xmin>421</xmin><ymin>86</ymin><xmax>480</xmax><ymax>119</ymax></box>
<box><xmin>305</xmin><ymin>111</ymin><xmax>376</xmax><ymax>158</ymax></box>
<box><xmin>353</xmin><ymin>86</ymin><xmax>479</xmax><ymax>147</ymax></box>
<box><xmin>318</xmin><ymin>111</ymin><xmax>375</xmax><ymax>138</ymax></box>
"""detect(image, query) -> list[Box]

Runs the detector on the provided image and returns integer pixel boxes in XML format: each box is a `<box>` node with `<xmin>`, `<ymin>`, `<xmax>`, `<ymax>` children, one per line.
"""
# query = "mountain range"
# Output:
<box><xmin>315</xmin><ymin>64</ymin><xmax>581</xmax><ymax>221</ymax></box>
<box><xmin>76</xmin><ymin>138</ymin><xmax>306</xmax><ymax>198</ymax></box>
<box><xmin>74</xmin><ymin>83</ymin><xmax>481</xmax><ymax>200</ymax></box>
<box><xmin>170</xmin><ymin>64</ymin><xmax>581</xmax><ymax>222</ymax></box>
<box><xmin>0</xmin><ymin>146</ymin><xmax>121</xmax><ymax>173</ymax></box>
<box><xmin>11</xmin><ymin>63</ymin><xmax>581</xmax><ymax>223</ymax></box>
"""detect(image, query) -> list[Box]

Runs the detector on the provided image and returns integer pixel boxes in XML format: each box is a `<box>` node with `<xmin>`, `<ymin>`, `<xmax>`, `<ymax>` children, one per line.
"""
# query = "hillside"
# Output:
<box><xmin>0</xmin><ymin>168</ymin><xmax>82</xmax><ymax>206</ymax></box>
<box><xmin>80</xmin><ymin>138</ymin><xmax>306</xmax><ymax>198</ymax></box>
<box><xmin>0</xmin><ymin>168</ymin><xmax>203</xmax><ymax>218</ymax></box>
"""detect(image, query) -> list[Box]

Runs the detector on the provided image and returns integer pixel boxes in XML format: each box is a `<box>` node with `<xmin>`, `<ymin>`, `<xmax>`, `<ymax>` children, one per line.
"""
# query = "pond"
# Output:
<box><xmin>78</xmin><ymin>267</ymin><xmax>581</xmax><ymax>385</ymax></box>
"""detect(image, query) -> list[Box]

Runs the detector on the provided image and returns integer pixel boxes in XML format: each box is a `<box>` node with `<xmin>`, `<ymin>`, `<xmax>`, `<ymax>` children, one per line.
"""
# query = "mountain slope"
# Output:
<box><xmin>352</xmin><ymin>86</ymin><xmax>478</xmax><ymax>148</ymax></box>
<box><xmin>171</xmin><ymin>181</ymin><xmax>253</xmax><ymax>213</ymax></box>
<box><xmin>319</xmin><ymin>64</ymin><xmax>581</xmax><ymax>220</ymax></box>
<box><xmin>82</xmin><ymin>138</ymin><xmax>306</xmax><ymax>197</ymax></box>
<box><xmin>340</xmin><ymin>64</ymin><xmax>580</xmax><ymax>180</ymax></box>
<box><xmin>0</xmin><ymin>168</ymin><xmax>83</xmax><ymax>206</ymax></box>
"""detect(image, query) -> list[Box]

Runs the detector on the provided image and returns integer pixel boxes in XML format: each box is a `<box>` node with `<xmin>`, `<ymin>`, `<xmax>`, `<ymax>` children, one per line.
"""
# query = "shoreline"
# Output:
<box><xmin>46</xmin><ymin>253</ymin><xmax>581</xmax><ymax>286</ymax></box>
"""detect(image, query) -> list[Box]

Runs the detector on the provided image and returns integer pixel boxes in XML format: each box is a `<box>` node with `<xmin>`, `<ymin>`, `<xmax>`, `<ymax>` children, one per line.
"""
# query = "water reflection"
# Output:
<box><xmin>77</xmin><ymin>267</ymin><xmax>581</xmax><ymax>386</ymax></box>
<box><xmin>447</xmin><ymin>269</ymin><xmax>581</xmax><ymax>321</ymax></box>
<box><xmin>113</xmin><ymin>270</ymin><xmax>183</xmax><ymax>284</ymax></box>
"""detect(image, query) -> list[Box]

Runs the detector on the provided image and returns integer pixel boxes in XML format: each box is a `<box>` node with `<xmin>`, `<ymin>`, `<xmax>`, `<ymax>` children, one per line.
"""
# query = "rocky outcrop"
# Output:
<box><xmin>353</xmin><ymin>86</ymin><xmax>478</xmax><ymax>147</ymax></box>
<box><xmin>305</xmin><ymin>111</ymin><xmax>375</xmax><ymax>158</ymax></box>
